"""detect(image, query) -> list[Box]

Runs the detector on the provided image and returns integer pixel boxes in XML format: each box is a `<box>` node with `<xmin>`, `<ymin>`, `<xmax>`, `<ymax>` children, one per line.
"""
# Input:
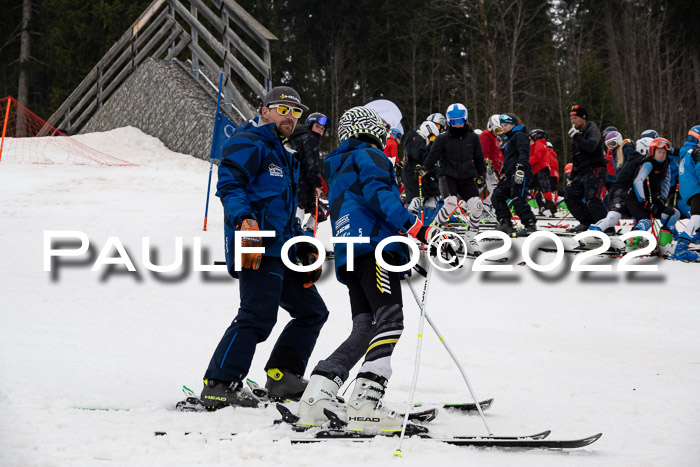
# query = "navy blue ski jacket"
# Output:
<box><xmin>323</xmin><ymin>138</ymin><xmax>417</xmax><ymax>282</ymax></box>
<box><xmin>216</xmin><ymin>116</ymin><xmax>304</xmax><ymax>276</ymax></box>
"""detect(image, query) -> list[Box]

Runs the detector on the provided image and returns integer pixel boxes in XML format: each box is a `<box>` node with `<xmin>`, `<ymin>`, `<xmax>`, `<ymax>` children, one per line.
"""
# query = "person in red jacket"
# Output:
<box><xmin>529</xmin><ymin>129</ymin><xmax>557</xmax><ymax>216</ymax></box>
<box><xmin>479</xmin><ymin>114</ymin><xmax>504</xmax><ymax>216</ymax></box>
<box><xmin>546</xmin><ymin>141</ymin><xmax>564</xmax><ymax>204</ymax></box>
<box><xmin>383</xmin><ymin>129</ymin><xmax>402</xmax><ymax>166</ymax></box>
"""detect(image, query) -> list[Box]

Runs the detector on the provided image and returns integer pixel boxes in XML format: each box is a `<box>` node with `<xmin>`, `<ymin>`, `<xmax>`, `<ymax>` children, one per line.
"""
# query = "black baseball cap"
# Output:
<box><xmin>262</xmin><ymin>86</ymin><xmax>308</xmax><ymax>111</ymax></box>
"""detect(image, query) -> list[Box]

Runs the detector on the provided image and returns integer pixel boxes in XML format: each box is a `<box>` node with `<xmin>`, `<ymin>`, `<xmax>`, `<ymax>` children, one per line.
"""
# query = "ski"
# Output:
<box><xmin>153</xmin><ymin>430</ymin><xmax>601</xmax><ymax>449</ymax></box>
<box><xmin>307</xmin><ymin>431</ymin><xmax>601</xmax><ymax>448</ymax></box>
<box><xmin>414</xmin><ymin>398</ymin><xmax>494</xmax><ymax>413</ymax></box>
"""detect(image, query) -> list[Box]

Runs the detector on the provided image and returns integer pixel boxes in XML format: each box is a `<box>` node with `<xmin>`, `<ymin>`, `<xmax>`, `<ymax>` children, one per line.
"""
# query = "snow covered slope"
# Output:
<box><xmin>1</xmin><ymin>127</ymin><xmax>698</xmax><ymax>466</ymax></box>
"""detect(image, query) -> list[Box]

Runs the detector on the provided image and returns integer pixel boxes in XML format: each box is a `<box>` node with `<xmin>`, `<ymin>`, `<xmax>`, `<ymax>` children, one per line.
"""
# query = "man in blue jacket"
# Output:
<box><xmin>201</xmin><ymin>86</ymin><xmax>329</xmax><ymax>409</ymax></box>
<box><xmin>295</xmin><ymin>106</ymin><xmax>444</xmax><ymax>434</ymax></box>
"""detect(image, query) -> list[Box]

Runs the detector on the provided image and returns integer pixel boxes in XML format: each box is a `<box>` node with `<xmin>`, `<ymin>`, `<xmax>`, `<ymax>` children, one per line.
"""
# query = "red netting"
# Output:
<box><xmin>0</xmin><ymin>96</ymin><xmax>136</xmax><ymax>166</ymax></box>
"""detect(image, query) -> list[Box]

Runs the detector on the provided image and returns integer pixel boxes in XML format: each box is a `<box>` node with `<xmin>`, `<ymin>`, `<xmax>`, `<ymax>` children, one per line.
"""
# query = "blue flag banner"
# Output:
<box><xmin>210</xmin><ymin>111</ymin><xmax>237</xmax><ymax>160</ymax></box>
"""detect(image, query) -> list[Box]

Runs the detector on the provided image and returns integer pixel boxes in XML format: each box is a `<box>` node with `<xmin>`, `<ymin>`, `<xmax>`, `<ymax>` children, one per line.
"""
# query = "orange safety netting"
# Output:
<box><xmin>0</xmin><ymin>96</ymin><xmax>135</xmax><ymax>166</ymax></box>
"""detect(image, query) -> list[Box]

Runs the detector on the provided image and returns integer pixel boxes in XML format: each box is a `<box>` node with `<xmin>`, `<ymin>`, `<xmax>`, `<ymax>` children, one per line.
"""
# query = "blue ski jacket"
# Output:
<box><xmin>323</xmin><ymin>138</ymin><xmax>417</xmax><ymax>282</ymax></box>
<box><xmin>679</xmin><ymin>140</ymin><xmax>700</xmax><ymax>201</ymax></box>
<box><xmin>216</xmin><ymin>116</ymin><xmax>304</xmax><ymax>276</ymax></box>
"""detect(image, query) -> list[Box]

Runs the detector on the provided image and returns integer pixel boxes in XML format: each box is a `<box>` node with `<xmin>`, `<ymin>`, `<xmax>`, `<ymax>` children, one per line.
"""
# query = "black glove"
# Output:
<box><xmin>296</xmin><ymin>242</ymin><xmax>322</xmax><ymax>288</ymax></box>
<box><xmin>651</xmin><ymin>198</ymin><xmax>666</xmax><ymax>218</ymax></box>
<box><xmin>513</xmin><ymin>164</ymin><xmax>525</xmax><ymax>185</ymax></box>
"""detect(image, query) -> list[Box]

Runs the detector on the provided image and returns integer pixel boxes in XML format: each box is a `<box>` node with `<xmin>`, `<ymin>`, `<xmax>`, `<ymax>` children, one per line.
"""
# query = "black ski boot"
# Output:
<box><xmin>265</xmin><ymin>368</ymin><xmax>308</xmax><ymax>401</ymax></box>
<box><xmin>200</xmin><ymin>379</ymin><xmax>262</xmax><ymax>410</ymax></box>
<box><xmin>566</xmin><ymin>223</ymin><xmax>589</xmax><ymax>233</ymax></box>
<box><xmin>520</xmin><ymin>219</ymin><xmax>538</xmax><ymax>236</ymax></box>
<box><xmin>496</xmin><ymin>219</ymin><xmax>515</xmax><ymax>236</ymax></box>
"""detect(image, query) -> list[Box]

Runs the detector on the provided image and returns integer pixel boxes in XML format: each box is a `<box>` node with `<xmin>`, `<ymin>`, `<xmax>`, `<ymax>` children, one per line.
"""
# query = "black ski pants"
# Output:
<box><xmin>565</xmin><ymin>167</ymin><xmax>608</xmax><ymax>227</ymax></box>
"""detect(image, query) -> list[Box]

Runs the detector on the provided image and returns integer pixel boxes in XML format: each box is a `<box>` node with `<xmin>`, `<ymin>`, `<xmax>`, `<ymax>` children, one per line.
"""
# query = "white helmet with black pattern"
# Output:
<box><xmin>338</xmin><ymin>106</ymin><xmax>388</xmax><ymax>149</ymax></box>
<box><xmin>417</xmin><ymin>121</ymin><xmax>440</xmax><ymax>142</ymax></box>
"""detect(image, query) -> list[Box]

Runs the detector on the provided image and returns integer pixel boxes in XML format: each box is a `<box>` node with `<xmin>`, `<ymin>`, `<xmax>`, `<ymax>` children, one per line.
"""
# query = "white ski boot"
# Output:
<box><xmin>297</xmin><ymin>374</ymin><xmax>345</xmax><ymax>427</ymax></box>
<box><xmin>346</xmin><ymin>374</ymin><xmax>405</xmax><ymax>433</ymax></box>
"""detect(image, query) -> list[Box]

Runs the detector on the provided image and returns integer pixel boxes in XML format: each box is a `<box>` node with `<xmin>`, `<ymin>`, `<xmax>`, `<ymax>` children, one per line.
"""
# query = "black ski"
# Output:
<box><xmin>153</xmin><ymin>431</ymin><xmax>601</xmax><ymax>449</ymax></box>
<box><xmin>306</xmin><ymin>431</ymin><xmax>601</xmax><ymax>448</ymax></box>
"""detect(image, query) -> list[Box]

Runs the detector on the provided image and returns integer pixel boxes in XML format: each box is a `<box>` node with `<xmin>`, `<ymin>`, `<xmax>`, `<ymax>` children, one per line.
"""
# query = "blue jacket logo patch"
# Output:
<box><xmin>268</xmin><ymin>164</ymin><xmax>283</xmax><ymax>177</ymax></box>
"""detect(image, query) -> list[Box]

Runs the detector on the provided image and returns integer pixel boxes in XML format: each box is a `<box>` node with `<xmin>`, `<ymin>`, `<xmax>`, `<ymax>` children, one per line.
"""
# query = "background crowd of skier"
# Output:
<box><xmin>201</xmin><ymin>84</ymin><xmax>700</xmax><ymax>437</ymax></box>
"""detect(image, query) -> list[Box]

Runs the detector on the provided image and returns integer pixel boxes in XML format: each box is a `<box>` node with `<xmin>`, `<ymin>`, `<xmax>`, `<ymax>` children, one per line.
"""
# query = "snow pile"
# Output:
<box><xmin>0</xmin><ymin>126</ymin><xmax>698</xmax><ymax>466</ymax></box>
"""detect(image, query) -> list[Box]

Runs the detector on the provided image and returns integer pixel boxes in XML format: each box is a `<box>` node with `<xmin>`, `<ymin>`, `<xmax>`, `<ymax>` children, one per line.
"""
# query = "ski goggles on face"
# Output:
<box><xmin>269</xmin><ymin>104</ymin><xmax>303</xmax><ymax>118</ymax></box>
<box><xmin>428</xmin><ymin>134</ymin><xmax>437</xmax><ymax>142</ymax></box>
<box><xmin>605</xmin><ymin>139</ymin><xmax>619</xmax><ymax>148</ymax></box>
<box><xmin>315</xmin><ymin>116</ymin><xmax>329</xmax><ymax>127</ymax></box>
<box><xmin>448</xmin><ymin>117</ymin><xmax>466</xmax><ymax>126</ymax></box>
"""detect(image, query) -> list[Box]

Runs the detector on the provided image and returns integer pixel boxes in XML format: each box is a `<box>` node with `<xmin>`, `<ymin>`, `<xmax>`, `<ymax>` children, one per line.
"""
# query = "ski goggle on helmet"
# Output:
<box><xmin>649</xmin><ymin>137</ymin><xmax>671</xmax><ymax>157</ymax></box>
<box><xmin>605</xmin><ymin>131</ymin><xmax>623</xmax><ymax>148</ymax></box>
<box><xmin>688</xmin><ymin>125</ymin><xmax>700</xmax><ymax>143</ymax></box>
<box><xmin>305</xmin><ymin>112</ymin><xmax>331</xmax><ymax>129</ymax></box>
<box><xmin>418</xmin><ymin>121</ymin><xmax>440</xmax><ymax>142</ymax></box>
<box><xmin>487</xmin><ymin>114</ymin><xmax>503</xmax><ymax>135</ymax></box>
<box><xmin>445</xmin><ymin>103</ymin><xmax>468</xmax><ymax>126</ymax></box>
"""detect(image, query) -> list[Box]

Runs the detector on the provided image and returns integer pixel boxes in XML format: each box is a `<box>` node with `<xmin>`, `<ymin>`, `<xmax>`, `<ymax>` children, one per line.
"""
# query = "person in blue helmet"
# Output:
<box><xmin>290</xmin><ymin>112</ymin><xmax>331</xmax><ymax>231</ymax></box>
<box><xmin>422</xmin><ymin>103</ymin><xmax>486</xmax><ymax>230</ymax></box>
<box><xmin>201</xmin><ymin>86</ymin><xmax>329</xmax><ymax>409</ymax></box>
<box><xmin>296</xmin><ymin>106</ymin><xmax>446</xmax><ymax>434</ymax></box>
<box><xmin>491</xmin><ymin>113</ymin><xmax>537</xmax><ymax>235</ymax></box>
<box><xmin>672</xmin><ymin>125</ymin><xmax>700</xmax><ymax>261</ymax></box>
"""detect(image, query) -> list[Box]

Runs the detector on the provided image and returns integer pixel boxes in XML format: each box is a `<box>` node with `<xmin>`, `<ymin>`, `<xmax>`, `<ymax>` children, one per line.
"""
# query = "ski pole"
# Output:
<box><xmin>646</xmin><ymin>179</ymin><xmax>660</xmax><ymax>256</ymax></box>
<box><xmin>395</xmin><ymin>262</ymin><xmax>433</xmax><ymax>458</ymax></box>
<box><xmin>313</xmin><ymin>193</ymin><xmax>319</xmax><ymax>238</ymax></box>
<box><xmin>418</xmin><ymin>168</ymin><xmax>424</xmax><ymax>225</ymax></box>
<box><xmin>403</xmin><ymin>272</ymin><xmax>493</xmax><ymax>437</ymax></box>
<box><xmin>417</xmin><ymin>166</ymin><xmax>426</xmax><ymax>255</ymax></box>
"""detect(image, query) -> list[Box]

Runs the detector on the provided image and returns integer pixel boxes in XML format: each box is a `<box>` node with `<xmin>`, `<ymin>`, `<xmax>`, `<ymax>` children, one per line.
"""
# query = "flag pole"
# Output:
<box><xmin>203</xmin><ymin>74</ymin><xmax>224</xmax><ymax>231</ymax></box>
<box><xmin>0</xmin><ymin>97</ymin><xmax>12</xmax><ymax>162</ymax></box>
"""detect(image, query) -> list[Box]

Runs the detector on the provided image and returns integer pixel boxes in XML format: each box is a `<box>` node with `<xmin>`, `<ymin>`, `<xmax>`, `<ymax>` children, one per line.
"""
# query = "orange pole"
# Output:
<box><xmin>0</xmin><ymin>98</ymin><xmax>11</xmax><ymax>162</ymax></box>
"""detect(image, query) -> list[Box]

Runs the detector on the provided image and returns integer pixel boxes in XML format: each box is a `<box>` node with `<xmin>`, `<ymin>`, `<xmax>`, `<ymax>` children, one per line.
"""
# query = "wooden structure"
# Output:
<box><xmin>45</xmin><ymin>0</ymin><xmax>277</xmax><ymax>134</ymax></box>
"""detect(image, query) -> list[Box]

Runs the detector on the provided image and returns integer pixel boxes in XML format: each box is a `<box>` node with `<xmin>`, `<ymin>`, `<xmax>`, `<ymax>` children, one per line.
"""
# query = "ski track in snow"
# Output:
<box><xmin>1</xmin><ymin>126</ymin><xmax>699</xmax><ymax>466</ymax></box>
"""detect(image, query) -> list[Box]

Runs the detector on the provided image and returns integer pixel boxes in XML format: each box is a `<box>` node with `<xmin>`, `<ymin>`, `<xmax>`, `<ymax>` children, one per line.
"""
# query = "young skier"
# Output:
<box><xmin>672</xmin><ymin>125</ymin><xmax>700</xmax><ymax>261</ymax></box>
<box><xmin>421</xmin><ymin>103</ymin><xmax>487</xmax><ymax>229</ymax></box>
<box><xmin>528</xmin><ymin>129</ymin><xmax>556</xmax><ymax>216</ymax></box>
<box><xmin>588</xmin><ymin>132</ymin><xmax>640</xmax><ymax>234</ymax></box>
<box><xmin>479</xmin><ymin>114</ymin><xmax>503</xmax><ymax>216</ymax></box>
<box><xmin>404</xmin><ymin>121</ymin><xmax>441</xmax><ymax>222</ymax></box>
<box><xmin>491</xmin><ymin>113</ymin><xmax>537</xmax><ymax>235</ymax></box>
<box><xmin>625</xmin><ymin>137</ymin><xmax>681</xmax><ymax>248</ymax></box>
<box><xmin>296</xmin><ymin>106</ymin><xmax>446</xmax><ymax>434</ymax></box>
<box><xmin>290</xmin><ymin>112</ymin><xmax>331</xmax><ymax>231</ymax></box>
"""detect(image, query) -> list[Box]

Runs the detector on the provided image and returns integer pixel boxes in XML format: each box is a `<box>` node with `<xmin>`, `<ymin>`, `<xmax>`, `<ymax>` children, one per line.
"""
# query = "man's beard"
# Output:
<box><xmin>277</xmin><ymin>120</ymin><xmax>296</xmax><ymax>137</ymax></box>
